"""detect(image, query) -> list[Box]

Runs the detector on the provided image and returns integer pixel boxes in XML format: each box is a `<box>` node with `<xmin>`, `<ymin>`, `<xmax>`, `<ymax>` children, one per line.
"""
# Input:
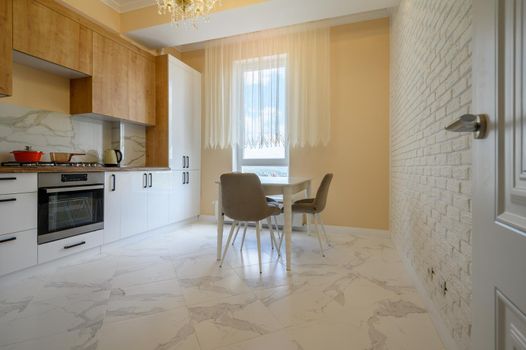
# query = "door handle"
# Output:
<box><xmin>0</xmin><ymin>236</ymin><xmax>16</xmax><ymax>244</ymax></box>
<box><xmin>445</xmin><ymin>114</ymin><xmax>488</xmax><ymax>139</ymax></box>
<box><xmin>111</xmin><ymin>174</ymin><xmax>116</xmax><ymax>192</ymax></box>
<box><xmin>64</xmin><ymin>241</ymin><xmax>86</xmax><ymax>250</ymax></box>
<box><xmin>149</xmin><ymin>173</ymin><xmax>153</xmax><ymax>188</ymax></box>
<box><xmin>143</xmin><ymin>173</ymin><xmax>148</xmax><ymax>188</ymax></box>
<box><xmin>0</xmin><ymin>198</ymin><xmax>17</xmax><ymax>203</ymax></box>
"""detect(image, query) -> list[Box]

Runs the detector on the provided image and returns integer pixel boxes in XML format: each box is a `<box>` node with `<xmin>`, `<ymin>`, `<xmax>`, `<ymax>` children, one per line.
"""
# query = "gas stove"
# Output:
<box><xmin>1</xmin><ymin>161</ymin><xmax>103</xmax><ymax>168</ymax></box>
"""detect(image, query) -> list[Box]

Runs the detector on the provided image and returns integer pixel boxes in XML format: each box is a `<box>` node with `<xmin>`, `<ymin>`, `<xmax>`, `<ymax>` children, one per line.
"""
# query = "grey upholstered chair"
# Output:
<box><xmin>219</xmin><ymin>173</ymin><xmax>281</xmax><ymax>273</ymax></box>
<box><xmin>288</xmin><ymin>173</ymin><xmax>334</xmax><ymax>257</ymax></box>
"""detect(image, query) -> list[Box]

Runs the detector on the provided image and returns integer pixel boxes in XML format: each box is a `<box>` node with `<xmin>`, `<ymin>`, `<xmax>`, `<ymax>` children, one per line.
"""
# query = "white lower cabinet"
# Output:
<box><xmin>0</xmin><ymin>229</ymin><xmax>37</xmax><ymax>276</ymax></box>
<box><xmin>171</xmin><ymin>170</ymin><xmax>200</xmax><ymax>223</ymax></box>
<box><xmin>147</xmin><ymin>171</ymin><xmax>173</xmax><ymax>230</ymax></box>
<box><xmin>120</xmin><ymin>172</ymin><xmax>148</xmax><ymax>238</ymax></box>
<box><xmin>104</xmin><ymin>173</ymin><xmax>123</xmax><ymax>244</ymax></box>
<box><xmin>0</xmin><ymin>192</ymin><xmax>37</xmax><ymax>236</ymax></box>
<box><xmin>188</xmin><ymin>170</ymin><xmax>200</xmax><ymax>219</ymax></box>
<box><xmin>38</xmin><ymin>230</ymin><xmax>103</xmax><ymax>264</ymax></box>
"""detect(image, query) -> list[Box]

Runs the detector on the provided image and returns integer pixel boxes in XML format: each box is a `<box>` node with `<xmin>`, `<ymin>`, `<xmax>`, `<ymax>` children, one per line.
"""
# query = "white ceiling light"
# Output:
<box><xmin>155</xmin><ymin>0</ymin><xmax>221</xmax><ymax>27</ymax></box>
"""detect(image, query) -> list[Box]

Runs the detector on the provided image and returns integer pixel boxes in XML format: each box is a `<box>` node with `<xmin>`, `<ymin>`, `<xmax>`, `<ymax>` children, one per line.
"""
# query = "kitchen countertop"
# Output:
<box><xmin>0</xmin><ymin>166</ymin><xmax>171</xmax><ymax>173</ymax></box>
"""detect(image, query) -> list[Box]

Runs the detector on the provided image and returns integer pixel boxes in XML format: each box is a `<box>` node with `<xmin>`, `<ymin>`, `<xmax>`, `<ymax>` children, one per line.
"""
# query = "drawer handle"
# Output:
<box><xmin>64</xmin><ymin>241</ymin><xmax>86</xmax><ymax>250</ymax></box>
<box><xmin>0</xmin><ymin>237</ymin><xmax>16</xmax><ymax>244</ymax></box>
<box><xmin>0</xmin><ymin>177</ymin><xmax>16</xmax><ymax>181</ymax></box>
<box><xmin>0</xmin><ymin>198</ymin><xmax>16</xmax><ymax>203</ymax></box>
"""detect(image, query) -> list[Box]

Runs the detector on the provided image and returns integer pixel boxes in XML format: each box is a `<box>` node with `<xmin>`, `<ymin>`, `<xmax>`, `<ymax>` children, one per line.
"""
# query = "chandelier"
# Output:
<box><xmin>156</xmin><ymin>0</ymin><xmax>221</xmax><ymax>26</ymax></box>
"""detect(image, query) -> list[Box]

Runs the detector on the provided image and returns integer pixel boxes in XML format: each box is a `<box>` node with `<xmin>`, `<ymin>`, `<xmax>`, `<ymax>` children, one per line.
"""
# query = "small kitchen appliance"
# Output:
<box><xmin>103</xmin><ymin>149</ymin><xmax>123</xmax><ymax>167</ymax></box>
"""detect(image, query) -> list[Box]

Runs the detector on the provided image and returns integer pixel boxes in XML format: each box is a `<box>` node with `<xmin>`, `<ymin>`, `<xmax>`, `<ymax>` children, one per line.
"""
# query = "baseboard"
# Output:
<box><xmin>392</xmin><ymin>238</ymin><xmax>458</xmax><ymax>350</ymax></box>
<box><xmin>198</xmin><ymin>215</ymin><xmax>390</xmax><ymax>238</ymax></box>
<box><xmin>324</xmin><ymin>225</ymin><xmax>390</xmax><ymax>238</ymax></box>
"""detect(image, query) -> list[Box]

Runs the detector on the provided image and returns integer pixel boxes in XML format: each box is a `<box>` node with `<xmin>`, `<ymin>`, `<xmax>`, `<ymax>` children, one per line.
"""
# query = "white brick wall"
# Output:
<box><xmin>390</xmin><ymin>1</ymin><xmax>472</xmax><ymax>349</ymax></box>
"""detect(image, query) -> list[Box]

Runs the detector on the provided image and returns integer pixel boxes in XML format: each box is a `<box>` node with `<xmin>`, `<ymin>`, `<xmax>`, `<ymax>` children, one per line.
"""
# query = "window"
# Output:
<box><xmin>233</xmin><ymin>54</ymin><xmax>289</xmax><ymax>177</ymax></box>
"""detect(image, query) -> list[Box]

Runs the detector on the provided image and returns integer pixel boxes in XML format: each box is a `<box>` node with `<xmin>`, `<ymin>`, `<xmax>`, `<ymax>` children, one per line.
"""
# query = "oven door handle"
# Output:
<box><xmin>45</xmin><ymin>185</ymin><xmax>104</xmax><ymax>194</ymax></box>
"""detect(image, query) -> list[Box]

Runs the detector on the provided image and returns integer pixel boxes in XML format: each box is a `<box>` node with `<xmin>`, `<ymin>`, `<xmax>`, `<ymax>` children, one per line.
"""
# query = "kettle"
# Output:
<box><xmin>103</xmin><ymin>149</ymin><xmax>123</xmax><ymax>167</ymax></box>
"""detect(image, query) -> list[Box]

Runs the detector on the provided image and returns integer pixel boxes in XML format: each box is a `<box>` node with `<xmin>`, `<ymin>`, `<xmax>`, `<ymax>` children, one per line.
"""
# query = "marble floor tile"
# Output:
<box><xmin>0</xmin><ymin>222</ymin><xmax>445</xmax><ymax>350</ymax></box>
<box><xmin>110</xmin><ymin>260</ymin><xmax>177</xmax><ymax>289</ymax></box>
<box><xmin>188</xmin><ymin>293</ymin><xmax>283</xmax><ymax>350</ymax></box>
<box><xmin>97</xmin><ymin>307</ymin><xmax>199</xmax><ymax>350</ymax></box>
<box><xmin>0</xmin><ymin>292</ymin><xmax>108</xmax><ymax>347</ymax></box>
<box><xmin>105</xmin><ymin>278</ymin><xmax>186</xmax><ymax>324</ymax></box>
<box><xmin>178</xmin><ymin>268</ymin><xmax>253</xmax><ymax>306</ymax></box>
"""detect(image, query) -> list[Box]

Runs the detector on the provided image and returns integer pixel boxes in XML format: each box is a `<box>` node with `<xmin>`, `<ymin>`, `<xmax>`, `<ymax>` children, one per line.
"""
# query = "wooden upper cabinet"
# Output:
<box><xmin>91</xmin><ymin>33</ymin><xmax>129</xmax><ymax>119</ymax></box>
<box><xmin>71</xmin><ymin>33</ymin><xmax>155</xmax><ymax>125</ymax></box>
<box><xmin>129</xmin><ymin>52</ymin><xmax>156</xmax><ymax>125</ymax></box>
<box><xmin>0</xmin><ymin>0</ymin><xmax>13</xmax><ymax>97</ymax></box>
<box><xmin>13</xmin><ymin>0</ymin><xmax>92</xmax><ymax>75</ymax></box>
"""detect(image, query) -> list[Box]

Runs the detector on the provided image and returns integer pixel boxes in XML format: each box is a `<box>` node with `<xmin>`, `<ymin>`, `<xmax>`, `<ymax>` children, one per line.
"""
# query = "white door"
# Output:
<box><xmin>147</xmin><ymin>171</ymin><xmax>172</xmax><ymax>230</ymax></box>
<box><xmin>472</xmin><ymin>1</ymin><xmax>526</xmax><ymax>349</ymax></box>
<box><xmin>171</xmin><ymin>170</ymin><xmax>186</xmax><ymax>223</ymax></box>
<box><xmin>103</xmin><ymin>173</ymin><xmax>121</xmax><ymax>243</ymax></box>
<box><xmin>120</xmin><ymin>172</ymin><xmax>148</xmax><ymax>237</ymax></box>
<box><xmin>189</xmin><ymin>70</ymin><xmax>201</xmax><ymax>170</ymax></box>
<box><xmin>188</xmin><ymin>170</ymin><xmax>201</xmax><ymax>218</ymax></box>
<box><xmin>170</xmin><ymin>58</ymin><xmax>193</xmax><ymax>171</ymax></box>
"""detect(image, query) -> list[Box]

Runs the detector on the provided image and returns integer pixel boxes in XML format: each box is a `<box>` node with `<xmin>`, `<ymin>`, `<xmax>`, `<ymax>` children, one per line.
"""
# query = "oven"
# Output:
<box><xmin>38</xmin><ymin>173</ymin><xmax>104</xmax><ymax>244</ymax></box>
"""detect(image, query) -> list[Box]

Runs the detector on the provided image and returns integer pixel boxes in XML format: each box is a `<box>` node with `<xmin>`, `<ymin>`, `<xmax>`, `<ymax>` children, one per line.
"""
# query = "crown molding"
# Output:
<box><xmin>101</xmin><ymin>0</ymin><xmax>153</xmax><ymax>13</ymax></box>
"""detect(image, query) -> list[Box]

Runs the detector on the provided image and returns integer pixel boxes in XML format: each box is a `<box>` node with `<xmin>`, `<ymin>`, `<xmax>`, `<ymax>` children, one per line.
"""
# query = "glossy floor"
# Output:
<box><xmin>0</xmin><ymin>222</ymin><xmax>444</xmax><ymax>350</ymax></box>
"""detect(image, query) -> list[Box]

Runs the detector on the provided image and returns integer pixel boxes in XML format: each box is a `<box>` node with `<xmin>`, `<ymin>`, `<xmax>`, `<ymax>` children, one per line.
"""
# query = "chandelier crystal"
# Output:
<box><xmin>156</xmin><ymin>0</ymin><xmax>221</xmax><ymax>27</ymax></box>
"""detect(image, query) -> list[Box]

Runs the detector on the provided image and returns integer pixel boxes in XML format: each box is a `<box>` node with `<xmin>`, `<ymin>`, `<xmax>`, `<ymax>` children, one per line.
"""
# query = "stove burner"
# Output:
<box><xmin>1</xmin><ymin>161</ymin><xmax>103</xmax><ymax>168</ymax></box>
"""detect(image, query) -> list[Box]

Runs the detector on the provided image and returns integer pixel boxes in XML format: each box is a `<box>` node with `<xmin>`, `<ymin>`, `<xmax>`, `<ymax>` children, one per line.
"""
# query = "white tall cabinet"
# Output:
<box><xmin>168</xmin><ymin>55</ymin><xmax>201</xmax><ymax>222</ymax></box>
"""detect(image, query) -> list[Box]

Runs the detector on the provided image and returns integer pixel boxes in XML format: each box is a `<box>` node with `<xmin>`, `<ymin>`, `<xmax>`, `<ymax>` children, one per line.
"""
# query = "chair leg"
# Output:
<box><xmin>240</xmin><ymin>223</ymin><xmax>248</xmax><ymax>251</ymax></box>
<box><xmin>232</xmin><ymin>222</ymin><xmax>243</xmax><ymax>246</ymax></box>
<box><xmin>312</xmin><ymin>214</ymin><xmax>325</xmax><ymax>257</ymax></box>
<box><xmin>220</xmin><ymin>221</ymin><xmax>238</xmax><ymax>268</ymax></box>
<box><xmin>306</xmin><ymin>213</ymin><xmax>312</xmax><ymax>236</ymax></box>
<box><xmin>276</xmin><ymin>215</ymin><xmax>284</xmax><ymax>253</ymax></box>
<box><xmin>317</xmin><ymin>214</ymin><xmax>331</xmax><ymax>247</ymax></box>
<box><xmin>255</xmin><ymin>221</ymin><xmax>263</xmax><ymax>274</ymax></box>
<box><xmin>267</xmin><ymin>217</ymin><xmax>274</xmax><ymax>250</ymax></box>
<box><xmin>267</xmin><ymin>217</ymin><xmax>280</xmax><ymax>257</ymax></box>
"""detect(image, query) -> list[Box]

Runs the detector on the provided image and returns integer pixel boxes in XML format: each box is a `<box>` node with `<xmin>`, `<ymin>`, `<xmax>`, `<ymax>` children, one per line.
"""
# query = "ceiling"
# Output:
<box><xmin>124</xmin><ymin>0</ymin><xmax>399</xmax><ymax>50</ymax></box>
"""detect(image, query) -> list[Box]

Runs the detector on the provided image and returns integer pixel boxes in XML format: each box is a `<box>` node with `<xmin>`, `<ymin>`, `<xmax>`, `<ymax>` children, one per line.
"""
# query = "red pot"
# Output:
<box><xmin>11</xmin><ymin>146</ymin><xmax>44</xmax><ymax>163</ymax></box>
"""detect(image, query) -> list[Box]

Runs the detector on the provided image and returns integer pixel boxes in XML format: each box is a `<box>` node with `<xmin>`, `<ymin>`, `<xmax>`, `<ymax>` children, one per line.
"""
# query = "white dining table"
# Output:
<box><xmin>216</xmin><ymin>176</ymin><xmax>312</xmax><ymax>271</ymax></box>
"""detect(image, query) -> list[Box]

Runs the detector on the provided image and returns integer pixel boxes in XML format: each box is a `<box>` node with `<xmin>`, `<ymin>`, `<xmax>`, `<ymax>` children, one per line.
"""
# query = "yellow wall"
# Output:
<box><xmin>179</xmin><ymin>18</ymin><xmax>390</xmax><ymax>230</ymax></box>
<box><xmin>0</xmin><ymin>63</ymin><xmax>70</xmax><ymax>113</ymax></box>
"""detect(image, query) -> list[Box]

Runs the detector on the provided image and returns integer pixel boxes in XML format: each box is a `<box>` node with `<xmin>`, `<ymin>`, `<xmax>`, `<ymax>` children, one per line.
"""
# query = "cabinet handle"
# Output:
<box><xmin>111</xmin><ymin>174</ymin><xmax>116</xmax><ymax>192</ymax></box>
<box><xmin>182</xmin><ymin>156</ymin><xmax>186</xmax><ymax>168</ymax></box>
<box><xmin>182</xmin><ymin>172</ymin><xmax>185</xmax><ymax>184</ymax></box>
<box><xmin>187</xmin><ymin>172</ymin><xmax>190</xmax><ymax>184</ymax></box>
<box><xmin>187</xmin><ymin>156</ymin><xmax>190</xmax><ymax>169</ymax></box>
<box><xmin>0</xmin><ymin>237</ymin><xmax>16</xmax><ymax>244</ymax></box>
<box><xmin>0</xmin><ymin>177</ymin><xmax>17</xmax><ymax>181</ymax></box>
<box><xmin>0</xmin><ymin>198</ymin><xmax>16</xmax><ymax>203</ymax></box>
<box><xmin>143</xmin><ymin>173</ymin><xmax>148</xmax><ymax>188</ymax></box>
<box><xmin>64</xmin><ymin>241</ymin><xmax>86</xmax><ymax>250</ymax></box>
<box><xmin>149</xmin><ymin>173</ymin><xmax>153</xmax><ymax>188</ymax></box>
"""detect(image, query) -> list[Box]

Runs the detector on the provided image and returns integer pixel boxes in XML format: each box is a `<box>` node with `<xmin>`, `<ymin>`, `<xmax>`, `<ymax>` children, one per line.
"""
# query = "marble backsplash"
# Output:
<box><xmin>0</xmin><ymin>105</ymin><xmax>146</xmax><ymax>166</ymax></box>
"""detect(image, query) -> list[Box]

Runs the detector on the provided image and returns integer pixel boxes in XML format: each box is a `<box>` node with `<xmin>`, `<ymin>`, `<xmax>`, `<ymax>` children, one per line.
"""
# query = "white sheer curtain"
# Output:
<box><xmin>204</xmin><ymin>27</ymin><xmax>331</xmax><ymax>149</ymax></box>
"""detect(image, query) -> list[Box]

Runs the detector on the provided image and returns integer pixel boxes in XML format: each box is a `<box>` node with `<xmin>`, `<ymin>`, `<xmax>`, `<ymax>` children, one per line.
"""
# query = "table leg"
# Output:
<box><xmin>283</xmin><ymin>187</ymin><xmax>293</xmax><ymax>271</ymax></box>
<box><xmin>216</xmin><ymin>185</ymin><xmax>224</xmax><ymax>261</ymax></box>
